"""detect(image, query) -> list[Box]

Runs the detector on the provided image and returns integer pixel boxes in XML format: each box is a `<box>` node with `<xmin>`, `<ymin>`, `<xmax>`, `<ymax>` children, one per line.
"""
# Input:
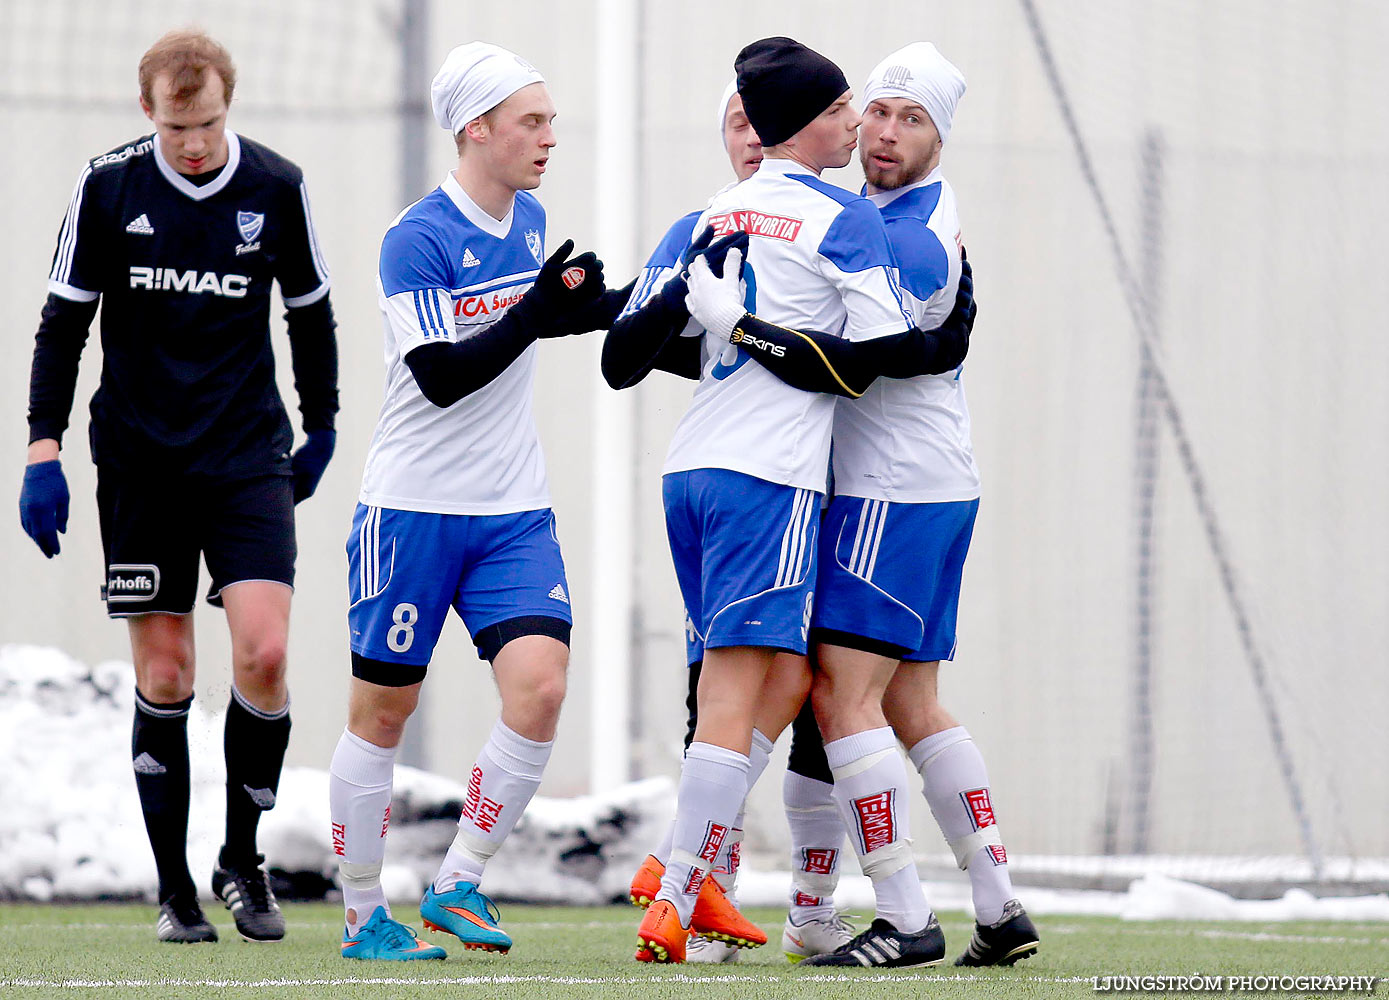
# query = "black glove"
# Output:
<box><xmin>19</xmin><ymin>459</ymin><xmax>69</xmax><ymax>558</ymax></box>
<box><xmin>929</xmin><ymin>257</ymin><xmax>976</xmax><ymax>370</ymax></box>
<box><xmin>660</xmin><ymin>229</ymin><xmax>750</xmax><ymax>311</ymax></box>
<box><xmin>510</xmin><ymin>239</ymin><xmax>607</xmax><ymax>338</ymax></box>
<box><xmin>290</xmin><ymin>428</ymin><xmax>336</xmax><ymax>504</ymax></box>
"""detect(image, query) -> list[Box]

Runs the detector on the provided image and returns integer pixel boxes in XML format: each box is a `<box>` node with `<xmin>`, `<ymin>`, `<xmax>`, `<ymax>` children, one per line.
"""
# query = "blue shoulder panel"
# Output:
<box><xmin>648</xmin><ymin>210</ymin><xmax>703</xmax><ymax>269</ymax></box>
<box><xmin>816</xmin><ymin>196</ymin><xmax>898</xmax><ymax>275</ymax></box>
<box><xmin>379</xmin><ymin>190</ymin><xmax>456</xmax><ymax>296</ymax></box>
<box><xmin>880</xmin><ymin>183</ymin><xmax>949</xmax><ymax>300</ymax></box>
<box><xmin>789</xmin><ymin>172</ymin><xmax>861</xmax><ymax>208</ymax></box>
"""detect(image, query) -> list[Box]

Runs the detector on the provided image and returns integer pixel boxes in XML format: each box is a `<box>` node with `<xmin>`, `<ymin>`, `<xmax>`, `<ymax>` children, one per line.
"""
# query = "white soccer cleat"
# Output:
<box><xmin>686</xmin><ymin>933</ymin><xmax>742</xmax><ymax>963</ymax></box>
<box><xmin>782</xmin><ymin>911</ymin><xmax>856</xmax><ymax>963</ymax></box>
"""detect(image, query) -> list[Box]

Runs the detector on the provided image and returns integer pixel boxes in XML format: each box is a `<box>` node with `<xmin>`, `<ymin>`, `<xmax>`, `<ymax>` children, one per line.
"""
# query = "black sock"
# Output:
<box><xmin>222</xmin><ymin>687</ymin><xmax>291</xmax><ymax>868</ymax></box>
<box><xmin>787</xmin><ymin>696</ymin><xmax>834</xmax><ymax>784</ymax></box>
<box><xmin>132</xmin><ymin>691</ymin><xmax>195</xmax><ymax>901</ymax></box>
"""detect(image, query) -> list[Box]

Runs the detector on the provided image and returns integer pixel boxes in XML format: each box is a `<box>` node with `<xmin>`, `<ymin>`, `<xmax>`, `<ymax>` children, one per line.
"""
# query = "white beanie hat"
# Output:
<box><xmin>716</xmin><ymin>79</ymin><xmax>738</xmax><ymax>148</ymax></box>
<box><xmin>862</xmin><ymin>42</ymin><xmax>966</xmax><ymax>144</ymax></box>
<box><xmin>431</xmin><ymin>42</ymin><xmax>545</xmax><ymax>135</ymax></box>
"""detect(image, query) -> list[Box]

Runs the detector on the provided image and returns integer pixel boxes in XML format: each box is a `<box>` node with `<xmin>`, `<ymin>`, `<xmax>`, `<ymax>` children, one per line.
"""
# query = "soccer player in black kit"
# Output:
<box><xmin>19</xmin><ymin>30</ymin><xmax>338</xmax><ymax>944</ymax></box>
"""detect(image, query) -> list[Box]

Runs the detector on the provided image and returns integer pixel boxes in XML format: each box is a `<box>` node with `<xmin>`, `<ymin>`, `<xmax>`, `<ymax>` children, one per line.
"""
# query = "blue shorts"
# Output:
<box><xmin>346</xmin><ymin>505</ymin><xmax>572</xmax><ymax>675</ymax></box>
<box><xmin>812</xmin><ymin>497</ymin><xmax>978</xmax><ymax>662</ymax></box>
<box><xmin>684</xmin><ymin>608</ymin><xmax>705</xmax><ymax>667</ymax></box>
<box><xmin>663</xmin><ymin>469</ymin><xmax>820</xmax><ymax>655</ymax></box>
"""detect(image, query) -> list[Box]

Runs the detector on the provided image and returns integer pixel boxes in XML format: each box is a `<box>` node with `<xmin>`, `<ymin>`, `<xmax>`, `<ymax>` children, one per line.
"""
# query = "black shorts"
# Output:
<box><xmin>96</xmin><ymin>470</ymin><xmax>296</xmax><ymax>616</ymax></box>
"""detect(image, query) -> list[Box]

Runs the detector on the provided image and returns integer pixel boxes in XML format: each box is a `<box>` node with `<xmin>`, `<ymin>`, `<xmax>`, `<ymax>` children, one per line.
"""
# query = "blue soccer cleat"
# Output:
<box><xmin>341</xmin><ymin>906</ymin><xmax>447</xmax><ymax>961</ymax></box>
<box><xmin>420</xmin><ymin>882</ymin><xmax>513</xmax><ymax>953</ymax></box>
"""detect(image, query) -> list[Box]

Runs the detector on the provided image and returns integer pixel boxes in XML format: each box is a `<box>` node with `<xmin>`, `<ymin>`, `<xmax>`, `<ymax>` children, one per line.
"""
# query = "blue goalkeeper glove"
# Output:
<box><xmin>19</xmin><ymin>459</ymin><xmax>70</xmax><ymax>558</ymax></box>
<box><xmin>291</xmin><ymin>429</ymin><xmax>335</xmax><ymax>504</ymax></box>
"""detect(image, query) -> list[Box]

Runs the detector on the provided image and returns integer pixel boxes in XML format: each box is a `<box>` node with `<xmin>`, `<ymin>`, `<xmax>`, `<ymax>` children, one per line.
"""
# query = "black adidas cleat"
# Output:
<box><xmin>955</xmin><ymin>898</ymin><xmax>1039</xmax><ymax>966</ymax></box>
<box><xmin>801</xmin><ymin>915</ymin><xmax>945</xmax><ymax>968</ymax></box>
<box><xmin>156</xmin><ymin>892</ymin><xmax>219</xmax><ymax>943</ymax></box>
<box><xmin>212</xmin><ymin>853</ymin><xmax>285</xmax><ymax>942</ymax></box>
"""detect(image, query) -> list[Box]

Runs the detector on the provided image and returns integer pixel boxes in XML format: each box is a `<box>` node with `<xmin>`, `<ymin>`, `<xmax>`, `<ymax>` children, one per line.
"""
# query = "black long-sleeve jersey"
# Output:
<box><xmin>29</xmin><ymin>130</ymin><xmax>338</xmax><ymax>479</ymax></box>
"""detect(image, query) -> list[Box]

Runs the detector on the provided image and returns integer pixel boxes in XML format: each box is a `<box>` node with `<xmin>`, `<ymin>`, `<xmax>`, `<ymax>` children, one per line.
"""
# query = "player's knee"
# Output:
<box><xmin>234</xmin><ymin>635</ymin><xmax>289</xmax><ymax>692</ymax></box>
<box><xmin>135</xmin><ymin>647</ymin><xmax>194</xmax><ymax>703</ymax></box>
<box><xmin>359</xmin><ymin>701</ymin><xmax>414</xmax><ymax>745</ymax></box>
<box><xmin>525</xmin><ymin>666</ymin><xmax>568</xmax><ymax>723</ymax></box>
<box><xmin>138</xmin><ymin>663</ymin><xmax>190</xmax><ymax>704</ymax></box>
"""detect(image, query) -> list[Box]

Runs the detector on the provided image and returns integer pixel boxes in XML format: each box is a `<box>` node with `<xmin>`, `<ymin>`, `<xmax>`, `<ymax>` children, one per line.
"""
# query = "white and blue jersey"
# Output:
<box><xmin>813</xmin><ymin>167</ymin><xmax>980</xmax><ymax>661</ymax></box>
<box><xmin>348</xmin><ymin>173</ymin><xmax>570</xmax><ymax>675</ymax></box>
<box><xmin>663</xmin><ymin>158</ymin><xmax>912</xmax><ymax>492</ymax></box>
<box><xmin>360</xmin><ymin>172</ymin><xmax>550</xmax><ymax>514</ymax></box>
<box><xmin>831</xmin><ymin>167</ymin><xmax>980</xmax><ymax>503</ymax></box>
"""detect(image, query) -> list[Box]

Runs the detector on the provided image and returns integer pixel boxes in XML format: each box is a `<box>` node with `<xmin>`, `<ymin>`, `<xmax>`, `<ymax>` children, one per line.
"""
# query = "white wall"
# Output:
<box><xmin>1</xmin><ymin>0</ymin><xmax>1384</xmax><ymax>864</ymax></box>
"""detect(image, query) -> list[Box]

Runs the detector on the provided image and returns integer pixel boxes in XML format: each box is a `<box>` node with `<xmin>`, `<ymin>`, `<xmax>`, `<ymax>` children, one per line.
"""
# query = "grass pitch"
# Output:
<box><xmin>0</xmin><ymin>902</ymin><xmax>1384</xmax><ymax>999</ymax></box>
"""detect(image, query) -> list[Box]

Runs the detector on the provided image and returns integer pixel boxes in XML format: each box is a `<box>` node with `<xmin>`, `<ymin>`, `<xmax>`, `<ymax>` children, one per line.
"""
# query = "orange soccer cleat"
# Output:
<box><xmin>628</xmin><ymin>854</ymin><xmax>663</xmax><ymax>908</ymax></box>
<box><xmin>627</xmin><ymin>855</ymin><xmax>766</xmax><ymax>948</ymax></box>
<box><xmin>635</xmin><ymin>899</ymin><xmax>688</xmax><ymax>963</ymax></box>
<box><xmin>692</xmin><ymin>873</ymin><xmax>767</xmax><ymax>948</ymax></box>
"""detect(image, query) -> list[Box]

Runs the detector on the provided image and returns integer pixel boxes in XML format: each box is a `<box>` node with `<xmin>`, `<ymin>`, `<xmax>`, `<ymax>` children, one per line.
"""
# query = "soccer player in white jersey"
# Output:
<box><xmin>683</xmin><ymin>42</ymin><xmax>1038</xmax><ymax>970</ymax></box>
<box><xmin>327</xmin><ymin>43</ymin><xmax>613</xmax><ymax>962</ymax></box>
<box><xmin>841</xmin><ymin>42</ymin><xmax>1039</xmax><ymax>969</ymax></box>
<box><xmin>634</xmin><ymin>37</ymin><xmax>946</xmax><ymax>965</ymax></box>
<box><xmin>610</xmin><ymin>82</ymin><xmax>781</xmax><ymax>963</ymax></box>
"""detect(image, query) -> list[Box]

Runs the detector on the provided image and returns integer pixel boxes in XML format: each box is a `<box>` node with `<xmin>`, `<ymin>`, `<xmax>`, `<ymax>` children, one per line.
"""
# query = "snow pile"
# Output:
<box><xmin>0</xmin><ymin>644</ymin><xmax>671</xmax><ymax>904</ymax></box>
<box><xmin>4</xmin><ymin>644</ymin><xmax>1388</xmax><ymax>921</ymax></box>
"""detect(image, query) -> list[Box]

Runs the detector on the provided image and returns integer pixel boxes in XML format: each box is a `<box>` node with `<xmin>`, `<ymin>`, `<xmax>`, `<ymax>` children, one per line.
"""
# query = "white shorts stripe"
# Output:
<box><xmin>864</xmin><ymin>500</ymin><xmax>887</xmax><ymax>581</ymax></box>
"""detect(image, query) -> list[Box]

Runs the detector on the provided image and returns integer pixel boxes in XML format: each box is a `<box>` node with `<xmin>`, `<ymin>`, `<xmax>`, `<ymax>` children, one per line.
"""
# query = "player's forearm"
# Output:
<box><xmin>285</xmin><ymin>297</ymin><xmax>340</xmax><ymax>431</ymax></box>
<box><xmin>404</xmin><ymin>310</ymin><xmax>537</xmax><ymax>408</ymax></box>
<box><xmin>28</xmin><ymin>293</ymin><xmax>97</xmax><ymax>445</ymax></box>
<box><xmin>601</xmin><ymin>291</ymin><xmax>695</xmax><ymax>389</ymax></box>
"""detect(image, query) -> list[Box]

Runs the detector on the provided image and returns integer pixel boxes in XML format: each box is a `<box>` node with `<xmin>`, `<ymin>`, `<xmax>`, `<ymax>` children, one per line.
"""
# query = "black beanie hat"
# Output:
<box><xmin>735</xmin><ymin>37</ymin><xmax>850</xmax><ymax>149</ymax></box>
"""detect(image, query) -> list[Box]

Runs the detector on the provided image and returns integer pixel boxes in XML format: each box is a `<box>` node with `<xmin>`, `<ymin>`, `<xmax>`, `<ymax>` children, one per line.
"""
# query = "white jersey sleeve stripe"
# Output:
<box><xmin>50</xmin><ymin>165</ymin><xmax>92</xmax><ymax>286</ymax></box>
<box><xmin>47</xmin><ymin>280</ymin><xmax>99</xmax><ymax>303</ymax></box>
<box><xmin>298</xmin><ymin>182</ymin><xmax>330</xmax><ymax>284</ymax></box>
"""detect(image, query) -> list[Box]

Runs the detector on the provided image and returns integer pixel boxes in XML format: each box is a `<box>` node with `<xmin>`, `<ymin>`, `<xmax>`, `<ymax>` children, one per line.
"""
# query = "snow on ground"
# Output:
<box><xmin>4</xmin><ymin>644</ymin><xmax>1387</xmax><ymax>921</ymax></box>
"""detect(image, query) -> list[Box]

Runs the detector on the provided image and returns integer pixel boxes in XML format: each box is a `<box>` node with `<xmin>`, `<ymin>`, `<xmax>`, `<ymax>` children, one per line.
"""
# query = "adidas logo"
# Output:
<box><xmin>125</xmin><ymin>214</ymin><xmax>154</xmax><ymax>235</ymax></box>
<box><xmin>132</xmin><ymin>752</ymin><xmax>166</xmax><ymax>775</ymax></box>
<box><xmin>244</xmin><ymin>785</ymin><xmax>276</xmax><ymax>809</ymax></box>
<box><xmin>547</xmin><ymin>583</ymin><xmax>569</xmax><ymax>604</ymax></box>
<box><xmin>461</xmin><ymin>248</ymin><xmax>481</xmax><ymax>268</ymax></box>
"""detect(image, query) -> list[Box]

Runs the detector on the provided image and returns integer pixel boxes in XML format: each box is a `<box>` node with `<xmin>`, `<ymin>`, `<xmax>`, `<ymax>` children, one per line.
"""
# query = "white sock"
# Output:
<box><xmin>783</xmin><ymin>770</ymin><xmax>845</xmax><ymax>924</ymax></box>
<box><xmin>657</xmin><ymin>741</ymin><xmax>750</xmax><ymax>927</ymax></box>
<box><xmin>909</xmin><ymin>726</ymin><xmax>1015</xmax><ymax>925</ymax></box>
<box><xmin>434</xmin><ymin>720</ymin><xmax>553</xmax><ymax>892</ymax></box>
<box><xmin>329</xmin><ymin>728</ymin><xmax>397</xmax><ymax>935</ymax></box>
<box><xmin>826</xmin><ymin>726</ymin><xmax>932</xmax><ymax>934</ymax></box>
<box><xmin>710</xmin><ymin>728</ymin><xmax>773</xmax><ymax>902</ymax></box>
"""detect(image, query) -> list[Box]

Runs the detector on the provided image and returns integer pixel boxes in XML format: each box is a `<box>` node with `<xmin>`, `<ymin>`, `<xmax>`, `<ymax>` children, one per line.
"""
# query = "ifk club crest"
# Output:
<box><xmin>237</xmin><ymin>211</ymin><xmax>265</xmax><ymax>244</ymax></box>
<box><xmin>525</xmin><ymin>229</ymin><xmax>543</xmax><ymax>264</ymax></box>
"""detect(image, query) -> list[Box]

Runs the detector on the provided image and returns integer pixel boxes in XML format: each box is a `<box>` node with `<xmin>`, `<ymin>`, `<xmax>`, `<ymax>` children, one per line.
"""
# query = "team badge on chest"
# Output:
<box><xmin>525</xmin><ymin>228</ymin><xmax>543</xmax><ymax>264</ymax></box>
<box><xmin>237</xmin><ymin>211</ymin><xmax>264</xmax><ymax>243</ymax></box>
<box><xmin>236</xmin><ymin>211</ymin><xmax>264</xmax><ymax>255</ymax></box>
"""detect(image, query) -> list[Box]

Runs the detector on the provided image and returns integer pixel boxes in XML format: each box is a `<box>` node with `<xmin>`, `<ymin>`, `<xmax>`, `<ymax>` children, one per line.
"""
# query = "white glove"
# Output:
<box><xmin>684</xmin><ymin>247</ymin><xmax>747</xmax><ymax>343</ymax></box>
